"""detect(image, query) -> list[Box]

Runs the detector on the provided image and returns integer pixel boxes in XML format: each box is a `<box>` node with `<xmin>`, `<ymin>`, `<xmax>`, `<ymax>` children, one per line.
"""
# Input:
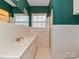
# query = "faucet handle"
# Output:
<box><xmin>16</xmin><ymin>37</ymin><xmax>24</xmax><ymax>42</ymax></box>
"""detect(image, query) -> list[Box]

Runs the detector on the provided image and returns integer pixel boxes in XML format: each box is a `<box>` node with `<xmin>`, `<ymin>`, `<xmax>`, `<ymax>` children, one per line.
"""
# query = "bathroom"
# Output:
<box><xmin>0</xmin><ymin>0</ymin><xmax>52</xmax><ymax>59</ymax></box>
<box><xmin>1</xmin><ymin>0</ymin><xmax>79</xmax><ymax>59</ymax></box>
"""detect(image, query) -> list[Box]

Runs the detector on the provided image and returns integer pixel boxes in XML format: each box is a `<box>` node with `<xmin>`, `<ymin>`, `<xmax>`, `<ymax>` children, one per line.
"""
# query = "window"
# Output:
<box><xmin>32</xmin><ymin>15</ymin><xmax>47</xmax><ymax>28</ymax></box>
<box><xmin>14</xmin><ymin>14</ymin><xmax>29</xmax><ymax>26</ymax></box>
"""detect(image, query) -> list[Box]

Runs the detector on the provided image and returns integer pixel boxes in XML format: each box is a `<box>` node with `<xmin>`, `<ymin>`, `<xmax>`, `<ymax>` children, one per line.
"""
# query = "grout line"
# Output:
<box><xmin>34</xmin><ymin>47</ymin><xmax>38</xmax><ymax>59</ymax></box>
<box><xmin>35</xmin><ymin>48</ymin><xmax>51</xmax><ymax>59</ymax></box>
<box><xmin>48</xmin><ymin>48</ymin><xmax>52</xmax><ymax>59</ymax></box>
<box><xmin>49</xmin><ymin>49</ymin><xmax>52</xmax><ymax>59</ymax></box>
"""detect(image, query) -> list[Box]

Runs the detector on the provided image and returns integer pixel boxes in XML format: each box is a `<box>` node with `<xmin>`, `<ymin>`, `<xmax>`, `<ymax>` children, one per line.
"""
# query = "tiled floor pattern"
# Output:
<box><xmin>35</xmin><ymin>48</ymin><xmax>51</xmax><ymax>59</ymax></box>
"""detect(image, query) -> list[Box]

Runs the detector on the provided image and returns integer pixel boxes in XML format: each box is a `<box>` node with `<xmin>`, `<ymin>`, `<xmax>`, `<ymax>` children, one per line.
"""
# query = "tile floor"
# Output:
<box><xmin>35</xmin><ymin>48</ymin><xmax>51</xmax><ymax>59</ymax></box>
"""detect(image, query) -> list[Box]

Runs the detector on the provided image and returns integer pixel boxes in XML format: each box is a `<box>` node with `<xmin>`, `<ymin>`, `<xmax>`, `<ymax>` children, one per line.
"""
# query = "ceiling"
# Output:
<box><xmin>4</xmin><ymin>0</ymin><xmax>50</xmax><ymax>6</ymax></box>
<box><xmin>27</xmin><ymin>0</ymin><xmax>50</xmax><ymax>6</ymax></box>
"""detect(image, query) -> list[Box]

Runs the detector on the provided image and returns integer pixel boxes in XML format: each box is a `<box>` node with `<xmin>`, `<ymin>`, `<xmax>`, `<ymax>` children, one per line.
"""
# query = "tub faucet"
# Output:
<box><xmin>16</xmin><ymin>37</ymin><xmax>24</xmax><ymax>42</ymax></box>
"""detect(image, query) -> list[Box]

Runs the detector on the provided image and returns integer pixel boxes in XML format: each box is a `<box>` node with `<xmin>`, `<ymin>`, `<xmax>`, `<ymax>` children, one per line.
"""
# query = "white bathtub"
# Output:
<box><xmin>0</xmin><ymin>34</ymin><xmax>37</xmax><ymax>59</ymax></box>
<box><xmin>0</xmin><ymin>23</ymin><xmax>38</xmax><ymax>59</ymax></box>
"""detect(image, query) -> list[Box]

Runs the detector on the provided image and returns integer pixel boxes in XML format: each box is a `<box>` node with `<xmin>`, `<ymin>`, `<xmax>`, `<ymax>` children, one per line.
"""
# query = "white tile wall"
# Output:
<box><xmin>52</xmin><ymin>25</ymin><xmax>79</xmax><ymax>59</ymax></box>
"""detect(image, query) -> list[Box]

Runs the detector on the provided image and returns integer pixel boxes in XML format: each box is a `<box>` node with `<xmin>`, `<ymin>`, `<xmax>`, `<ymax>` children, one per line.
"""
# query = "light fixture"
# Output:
<box><xmin>0</xmin><ymin>9</ymin><xmax>9</xmax><ymax>16</ymax></box>
<box><xmin>0</xmin><ymin>9</ymin><xmax>9</xmax><ymax>22</ymax></box>
<box><xmin>4</xmin><ymin>0</ymin><xmax>16</xmax><ymax>6</ymax></box>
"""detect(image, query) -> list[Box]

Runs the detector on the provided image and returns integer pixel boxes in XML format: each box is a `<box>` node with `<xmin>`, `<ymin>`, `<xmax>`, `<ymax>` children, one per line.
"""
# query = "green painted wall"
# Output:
<box><xmin>53</xmin><ymin>0</ymin><xmax>79</xmax><ymax>24</ymax></box>
<box><xmin>12</xmin><ymin>0</ymin><xmax>49</xmax><ymax>13</ymax></box>
<box><xmin>31</xmin><ymin>6</ymin><xmax>49</xmax><ymax>13</ymax></box>
<box><xmin>13</xmin><ymin>7</ymin><xmax>23</xmax><ymax>13</ymax></box>
<box><xmin>28</xmin><ymin>7</ymin><xmax>32</xmax><ymax>27</ymax></box>
<box><xmin>49</xmin><ymin>0</ymin><xmax>53</xmax><ymax>9</ymax></box>
<box><xmin>0</xmin><ymin>0</ymin><xmax>13</xmax><ymax>17</ymax></box>
<box><xmin>12</xmin><ymin>0</ymin><xmax>30</xmax><ymax>14</ymax></box>
<box><xmin>26</xmin><ymin>4</ymin><xmax>32</xmax><ymax>27</ymax></box>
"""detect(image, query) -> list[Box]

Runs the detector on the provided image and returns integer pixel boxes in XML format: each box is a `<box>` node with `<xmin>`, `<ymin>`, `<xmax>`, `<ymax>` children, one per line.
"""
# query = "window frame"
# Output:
<box><xmin>32</xmin><ymin>13</ymin><xmax>47</xmax><ymax>28</ymax></box>
<box><xmin>14</xmin><ymin>13</ymin><xmax>29</xmax><ymax>26</ymax></box>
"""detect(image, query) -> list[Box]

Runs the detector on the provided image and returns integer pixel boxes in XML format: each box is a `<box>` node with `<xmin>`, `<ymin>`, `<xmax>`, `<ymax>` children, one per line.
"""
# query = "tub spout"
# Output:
<box><xmin>16</xmin><ymin>37</ymin><xmax>24</xmax><ymax>42</ymax></box>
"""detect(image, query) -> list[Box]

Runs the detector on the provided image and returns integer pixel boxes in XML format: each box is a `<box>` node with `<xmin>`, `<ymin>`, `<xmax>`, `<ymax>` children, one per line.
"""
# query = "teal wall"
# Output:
<box><xmin>28</xmin><ymin>7</ymin><xmax>32</xmax><ymax>26</ymax></box>
<box><xmin>12</xmin><ymin>0</ymin><xmax>30</xmax><ymax>14</ymax></box>
<box><xmin>12</xmin><ymin>0</ymin><xmax>49</xmax><ymax>14</ymax></box>
<box><xmin>13</xmin><ymin>7</ymin><xmax>23</xmax><ymax>13</ymax></box>
<box><xmin>31</xmin><ymin>6</ymin><xmax>48</xmax><ymax>13</ymax></box>
<box><xmin>0</xmin><ymin>0</ymin><xmax>13</xmax><ymax>17</ymax></box>
<box><xmin>49</xmin><ymin>0</ymin><xmax>53</xmax><ymax>9</ymax></box>
<box><xmin>28</xmin><ymin>10</ymin><xmax>32</xmax><ymax>26</ymax></box>
<box><xmin>53</xmin><ymin>0</ymin><xmax>79</xmax><ymax>24</ymax></box>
